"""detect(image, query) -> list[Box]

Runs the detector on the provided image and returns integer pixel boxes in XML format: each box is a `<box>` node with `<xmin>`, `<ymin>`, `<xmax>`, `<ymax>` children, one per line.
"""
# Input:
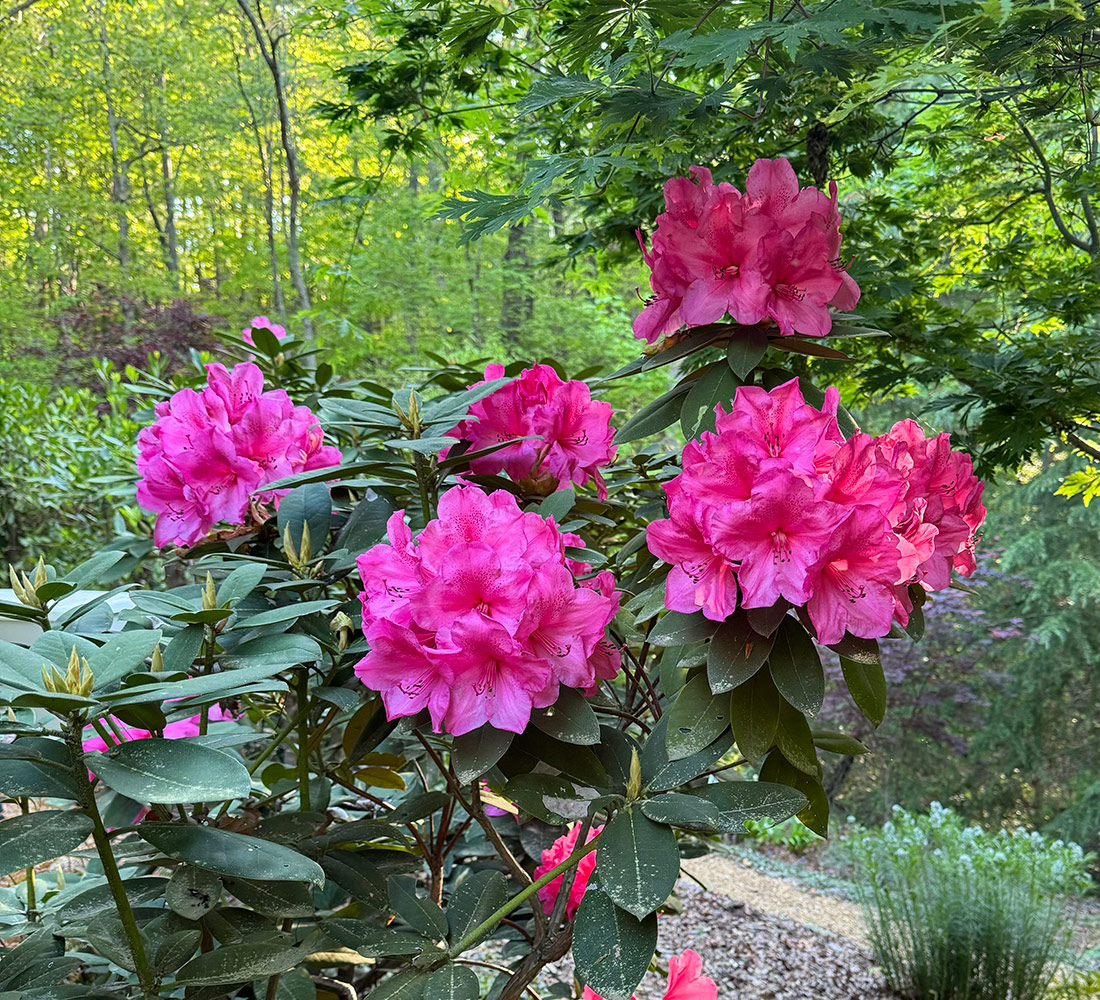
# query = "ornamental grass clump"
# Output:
<box><xmin>842</xmin><ymin>803</ymin><xmax>1092</xmax><ymax>1000</ymax></box>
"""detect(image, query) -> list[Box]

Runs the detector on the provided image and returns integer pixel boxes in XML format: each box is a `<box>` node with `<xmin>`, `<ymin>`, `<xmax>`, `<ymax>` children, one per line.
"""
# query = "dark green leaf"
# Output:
<box><xmin>502</xmin><ymin>773</ymin><xmax>577</xmax><ymax>825</ymax></box>
<box><xmin>446</xmin><ymin>870</ymin><xmax>510</xmax><ymax>945</ymax></box>
<box><xmin>642</xmin><ymin>717</ymin><xmax>735</xmax><ymax>792</ymax></box>
<box><xmin>729</xmin><ymin>668</ymin><xmax>780</xmax><ymax>762</ymax></box>
<box><xmin>87</xmin><ymin>739</ymin><xmax>252</xmax><ymax>803</ymax></box>
<box><xmin>425</xmin><ymin>965</ymin><xmax>479</xmax><ymax>1000</ymax></box>
<box><xmin>224</xmin><ymin>878</ymin><xmax>314</xmax><ymax>918</ymax></box>
<box><xmin>0</xmin><ymin>811</ymin><xmax>93</xmax><ymax>875</ymax></box>
<box><xmin>367</xmin><ymin>971</ymin><xmax>430</xmax><ymax>1000</ymax></box>
<box><xmin>647</xmin><ymin>611</ymin><xmax>719</xmax><ymax>647</ymax></box>
<box><xmin>531</xmin><ymin>688</ymin><xmax>600</xmax><ymax>745</ymax></box>
<box><xmin>166</xmin><ymin>865</ymin><xmax>222</xmax><ymax>920</ymax></box>
<box><xmin>176</xmin><ymin>940</ymin><xmax>311</xmax><ymax>986</ymax></box>
<box><xmin>614</xmin><ymin>383</ymin><xmax>691</xmax><ymax>444</ymax></box>
<box><xmin>727</xmin><ymin>327</ymin><xmax>770</xmax><ymax>379</ymax></box>
<box><xmin>759</xmin><ymin>751</ymin><xmax>830</xmax><ymax>837</ymax></box>
<box><xmin>322</xmin><ymin>920</ymin><xmax>433</xmax><ymax>958</ymax></box>
<box><xmin>640</xmin><ymin>792</ymin><xmax>721</xmax><ymax>832</ymax></box>
<box><xmin>336</xmin><ymin>491</ymin><xmax>397</xmax><ymax>555</ymax></box>
<box><xmin>840</xmin><ymin>655</ymin><xmax>887</xmax><ymax>728</ymax></box>
<box><xmin>707</xmin><ymin>612</ymin><xmax>775</xmax><ymax>693</ymax></box>
<box><xmin>688</xmin><ymin>780</ymin><xmax>807</xmax><ymax>833</ymax></box>
<box><xmin>596</xmin><ymin>808</ymin><xmax>679</xmax><ymax>919</ymax></box>
<box><xmin>216</xmin><ymin>564</ymin><xmax>268</xmax><ymax>607</ymax></box>
<box><xmin>680</xmin><ymin>361</ymin><xmax>740</xmax><ymax>439</ymax></box>
<box><xmin>228</xmin><ymin>600</ymin><xmax>339</xmax><ymax>630</ymax></box>
<box><xmin>161</xmin><ymin>625</ymin><xmax>204</xmax><ymax>675</ymax></box>
<box><xmin>536</xmin><ymin>486</ymin><xmax>576</xmax><ymax>523</ymax></box>
<box><xmin>451</xmin><ymin>726</ymin><xmax>513</xmax><ymax>785</ymax></box>
<box><xmin>775</xmin><ymin>700</ymin><xmax>820</xmax><ymax>776</ymax></box>
<box><xmin>388</xmin><ymin>876</ymin><xmax>448</xmax><ymax>940</ymax></box>
<box><xmin>88</xmin><ymin>630</ymin><xmax>162</xmax><ymax>689</ymax></box>
<box><xmin>768</xmin><ymin>616</ymin><xmax>824</xmax><ymax>716</ymax></box>
<box><xmin>139</xmin><ymin>824</ymin><xmax>325</xmax><ymax>884</ymax></box>
<box><xmin>277</xmin><ymin>482</ymin><xmax>332</xmax><ymax>557</ymax></box>
<box><xmin>388</xmin><ymin>791</ymin><xmax>450</xmax><ymax>825</ymax></box>
<box><xmin>745</xmin><ymin>601</ymin><xmax>789</xmax><ymax>637</ymax></box>
<box><xmin>56</xmin><ymin>876</ymin><xmax>167</xmax><ymax>925</ymax></box>
<box><xmin>0</xmin><ymin>737</ymin><xmax>77</xmax><ymax>799</ymax></box>
<box><xmin>811</xmin><ymin>730</ymin><xmax>869</xmax><ymax>755</ymax></box>
<box><xmin>573</xmin><ymin>888</ymin><xmax>656</xmax><ymax>1000</ymax></box>
<box><xmin>665</xmin><ymin>674</ymin><xmax>729</xmax><ymax>760</ymax></box>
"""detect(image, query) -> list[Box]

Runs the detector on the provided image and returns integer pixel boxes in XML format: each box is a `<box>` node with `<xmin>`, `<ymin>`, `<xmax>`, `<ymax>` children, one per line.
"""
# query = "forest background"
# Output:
<box><xmin>0</xmin><ymin>0</ymin><xmax>1096</xmax><ymax>853</ymax></box>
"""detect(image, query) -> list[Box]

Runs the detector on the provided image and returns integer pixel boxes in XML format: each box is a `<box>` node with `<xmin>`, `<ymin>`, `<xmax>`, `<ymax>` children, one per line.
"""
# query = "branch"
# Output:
<box><xmin>1013</xmin><ymin>114</ymin><xmax>1095</xmax><ymax>254</ymax></box>
<box><xmin>3</xmin><ymin>0</ymin><xmax>43</xmax><ymax>21</ymax></box>
<box><xmin>1065</xmin><ymin>430</ymin><xmax>1100</xmax><ymax>462</ymax></box>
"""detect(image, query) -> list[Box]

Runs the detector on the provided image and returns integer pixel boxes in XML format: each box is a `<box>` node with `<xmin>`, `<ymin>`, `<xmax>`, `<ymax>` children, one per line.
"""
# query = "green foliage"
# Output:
<box><xmin>740</xmin><ymin>815</ymin><xmax>822</xmax><ymax>854</ymax></box>
<box><xmin>0</xmin><ymin>368</ymin><xmax>145</xmax><ymax>568</ymax></box>
<box><xmin>841</xmin><ymin>804</ymin><xmax>1093</xmax><ymax>1000</ymax></box>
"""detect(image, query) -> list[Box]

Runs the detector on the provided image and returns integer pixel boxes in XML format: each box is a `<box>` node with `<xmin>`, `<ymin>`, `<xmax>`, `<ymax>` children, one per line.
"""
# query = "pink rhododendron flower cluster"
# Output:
<box><xmin>532</xmin><ymin>822</ymin><xmax>603</xmax><ymax>920</ymax></box>
<box><xmin>646</xmin><ymin>378</ymin><xmax>985</xmax><ymax>645</ymax></box>
<box><xmin>444</xmin><ymin>363</ymin><xmax>617</xmax><ymax>501</ymax></box>
<box><xmin>354</xmin><ymin>484</ymin><xmax>621</xmax><ymax>735</ymax></box>
<box><xmin>242</xmin><ymin>315</ymin><xmax>287</xmax><ymax>346</ymax></box>
<box><xmin>136</xmin><ymin>362</ymin><xmax>342</xmax><ymax>547</ymax></box>
<box><xmin>634</xmin><ymin>157</ymin><xmax>861</xmax><ymax>343</ymax></box>
<box><xmin>583</xmin><ymin>949</ymin><xmax>717</xmax><ymax>1000</ymax></box>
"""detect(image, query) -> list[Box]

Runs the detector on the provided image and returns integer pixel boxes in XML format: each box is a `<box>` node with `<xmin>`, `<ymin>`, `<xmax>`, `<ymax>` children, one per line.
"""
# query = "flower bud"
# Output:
<box><xmin>330</xmin><ymin>611</ymin><xmax>353</xmax><ymax>652</ymax></box>
<box><xmin>201</xmin><ymin>572</ymin><xmax>218</xmax><ymax>611</ymax></box>
<box><xmin>151</xmin><ymin>644</ymin><xmax>164</xmax><ymax>673</ymax></box>
<box><xmin>33</xmin><ymin>555</ymin><xmax>46</xmax><ymax>590</ymax></box>
<box><xmin>8</xmin><ymin>565</ymin><xmax>42</xmax><ymax>609</ymax></box>
<box><xmin>627</xmin><ymin>747</ymin><xmax>643</xmax><ymax>801</ymax></box>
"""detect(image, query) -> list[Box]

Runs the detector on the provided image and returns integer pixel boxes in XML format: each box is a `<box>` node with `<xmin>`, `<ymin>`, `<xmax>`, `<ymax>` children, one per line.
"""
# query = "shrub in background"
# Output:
<box><xmin>0</xmin><ymin>366</ymin><xmax>146</xmax><ymax>568</ymax></box>
<box><xmin>841</xmin><ymin>803</ymin><xmax>1092</xmax><ymax>1000</ymax></box>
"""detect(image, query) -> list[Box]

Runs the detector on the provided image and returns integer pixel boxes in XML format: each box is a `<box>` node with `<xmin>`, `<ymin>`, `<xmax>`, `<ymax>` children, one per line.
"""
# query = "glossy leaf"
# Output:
<box><xmin>596</xmin><ymin>808</ymin><xmax>679</xmax><ymax>919</ymax></box>
<box><xmin>707</xmin><ymin>611</ymin><xmax>774</xmax><ymax>693</ymax></box>
<box><xmin>840</xmin><ymin>655</ymin><xmax>888</xmax><ymax>727</ymax></box>
<box><xmin>728</xmin><ymin>668</ymin><xmax>781</xmax><ymax>762</ymax></box>
<box><xmin>0</xmin><ymin>810</ymin><xmax>93</xmax><ymax>875</ymax></box>
<box><xmin>768</xmin><ymin>616</ymin><xmax>824</xmax><ymax>716</ymax></box>
<box><xmin>665</xmin><ymin>674</ymin><xmax>729</xmax><ymax>761</ymax></box>
<box><xmin>86</xmin><ymin>738</ymin><xmax>252</xmax><ymax>803</ymax></box>
<box><xmin>687</xmin><ymin>780</ymin><xmax>807</xmax><ymax>833</ymax></box>
<box><xmin>451</xmin><ymin>725</ymin><xmax>513</xmax><ymax>785</ymax></box>
<box><xmin>139</xmin><ymin>824</ymin><xmax>325</xmax><ymax>885</ymax></box>
<box><xmin>573</xmin><ymin>887</ymin><xmax>657</xmax><ymax>1000</ymax></box>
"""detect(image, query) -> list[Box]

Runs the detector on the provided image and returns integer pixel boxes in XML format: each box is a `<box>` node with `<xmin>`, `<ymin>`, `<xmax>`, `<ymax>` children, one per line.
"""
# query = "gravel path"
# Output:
<box><xmin>681</xmin><ymin>853</ymin><xmax>870</xmax><ymax>946</ymax></box>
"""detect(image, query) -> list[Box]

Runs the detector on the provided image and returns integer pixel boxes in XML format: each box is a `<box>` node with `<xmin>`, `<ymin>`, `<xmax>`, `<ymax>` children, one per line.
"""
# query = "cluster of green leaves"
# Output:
<box><xmin>0</xmin><ymin>331</ymin><xmax>889</xmax><ymax>1000</ymax></box>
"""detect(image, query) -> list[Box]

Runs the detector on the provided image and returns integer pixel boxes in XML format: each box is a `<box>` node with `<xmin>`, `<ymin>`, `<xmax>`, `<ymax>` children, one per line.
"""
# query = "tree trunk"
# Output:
<box><xmin>235</xmin><ymin>0</ymin><xmax>312</xmax><ymax>337</ymax></box>
<box><xmin>501</xmin><ymin>223</ymin><xmax>533</xmax><ymax>347</ymax></box>
<box><xmin>158</xmin><ymin>72</ymin><xmax>179</xmax><ymax>288</ymax></box>
<box><xmin>98</xmin><ymin>6</ymin><xmax>131</xmax><ymax>330</ymax></box>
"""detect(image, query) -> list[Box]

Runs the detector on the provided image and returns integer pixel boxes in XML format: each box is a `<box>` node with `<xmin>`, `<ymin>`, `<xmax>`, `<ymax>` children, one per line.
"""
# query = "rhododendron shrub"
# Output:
<box><xmin>0</xmin><ymin>161</ymin><xmax>989</xmax><ymax>1000</ymax></box>
<box><xmin>135</xmin><ymin>361</ymin><xmax>342</xmax><ymax>546</ymax></box>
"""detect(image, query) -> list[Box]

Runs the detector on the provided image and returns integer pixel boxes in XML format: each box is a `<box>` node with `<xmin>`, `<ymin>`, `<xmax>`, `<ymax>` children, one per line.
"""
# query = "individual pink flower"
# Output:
<box><xmin>804</xmin><ymin>506</ymin><xmax>904</xmax><ymax>645</ymax></box>
<box><xmin>533</xmin><ymin>822</ymin><xmax>603</xmax><ymax>919</ymax></box>
<box><xmin>242</xmin><ymin>315</ymin><xmax>287</xmax><ymax>347</ymax></box>
<box><xmin>633</xmin><ymin>157</ymin><xmax>860</xmax><ymax>342</ymax></box>
<box><xmin>582</xmin><ymin>948</ymin><xmax>717</xmax><ymax>1000</ymax></box>
<box><xmin>136</xmin><ymin>362</ymin><xmax>341</xmax><ymax>547</ymax></box>
<box><xmin>707</xmin><ymin>468</ymin><xmax>847</xmax><ymax>609</ymax></box>
<box><xmin>354</xmin><ymin>485</ymin><xmax>620</xmax><ymax>735</ymax></box>
<box><xmin>444</xmin><ymin>364</ymin><xmax>617</xmax><ymax>500</ymax></box>
<box><xmin>646</xmin><ymin>497</ymin><xmax>738</xmax><ymax>622</ymax></box>
<box><xmin>718</xmin><ymin>378</ymin><xmax>843</xmax><ymax>477</ymax></box>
